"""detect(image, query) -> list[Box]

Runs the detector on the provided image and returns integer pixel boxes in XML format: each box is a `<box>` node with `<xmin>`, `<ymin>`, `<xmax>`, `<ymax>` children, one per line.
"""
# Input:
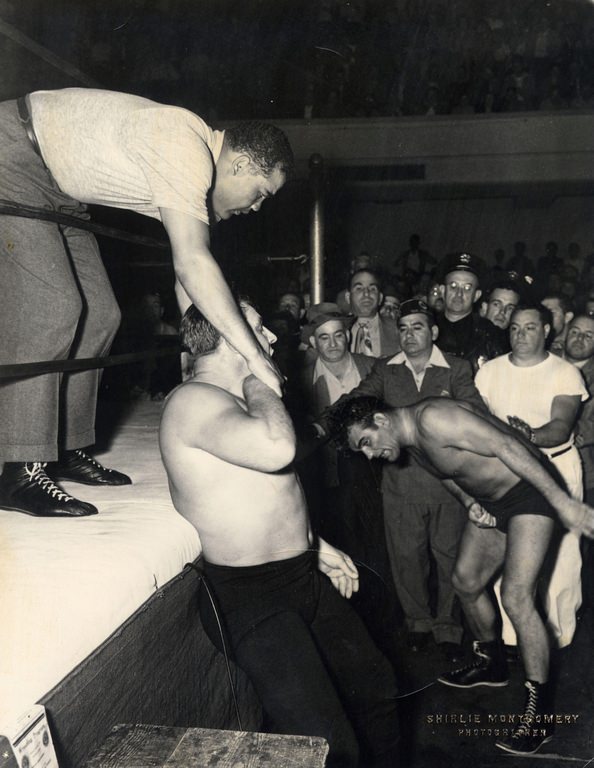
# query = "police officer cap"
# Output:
<box><xmin>437</xmin><ymin>252</ymin><xmax>484</xmax><ymax>283</ymax></box>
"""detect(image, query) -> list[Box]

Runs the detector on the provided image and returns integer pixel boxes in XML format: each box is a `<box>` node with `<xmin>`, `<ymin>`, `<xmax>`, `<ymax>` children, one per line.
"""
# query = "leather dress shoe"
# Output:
<box><xmin>49</xmin><ymin>449</ymin><xmax>132</xmax><ymax>486</ymax></box>
<box><xmin>0</xmin><ymin>462</ymin><xmax>97</xmax><ymax>517</ymax></box>
<box><xmin>439</xmin><ymin>641</ymin><xmax>465</xmax><ymax>665</ymax></box>
<box><xmin>406</xmin><ymin>631</ymin><xmax>431</xmax><ymax>652</ymax></box>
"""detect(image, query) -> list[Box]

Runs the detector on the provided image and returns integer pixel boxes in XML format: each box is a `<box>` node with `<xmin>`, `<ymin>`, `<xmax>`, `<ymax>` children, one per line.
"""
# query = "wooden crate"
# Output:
<box><xmin>85</xmin><ymin>724</ymin><xmax>328</xmax><ymax>767</ymax></box>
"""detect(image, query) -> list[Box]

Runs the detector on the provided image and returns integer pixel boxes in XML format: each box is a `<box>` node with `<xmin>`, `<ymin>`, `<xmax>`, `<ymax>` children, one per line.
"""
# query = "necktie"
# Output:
<box><xmin>355</xmin><ymin>322</ymin><xmax>374</xmax><ymax>356</ymax></box>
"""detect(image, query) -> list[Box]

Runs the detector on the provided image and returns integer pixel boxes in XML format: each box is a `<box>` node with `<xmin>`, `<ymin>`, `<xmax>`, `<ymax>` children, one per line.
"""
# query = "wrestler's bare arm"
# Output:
<box><xmin>441</xmin><ymin>478</ymin><xmax>496</xmax><ymax>528</ymax></box>
<box><xmin>420</xmin><ymin>402</ymin><xmax>594</xmax><ymax>537</ymax></box>
<box><xmin>166</xmin><ymin>374</ymin><xmax>295</xmax><ymax>472</ymax></box>
<box><xmin>161</xmin><ymin>207</ymin><xmax>282</xmax><ymax>395</ymax></box>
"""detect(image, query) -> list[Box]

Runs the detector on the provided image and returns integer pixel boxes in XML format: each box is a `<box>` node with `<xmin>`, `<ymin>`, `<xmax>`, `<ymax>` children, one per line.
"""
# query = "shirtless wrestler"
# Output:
<box><xmin>159</xmin><ymin>301</ymin><xmax>401</xmax><ymax>768</ymax></box>
<box><xmin>327</xmin><ymin>395</ymin><xmax>594</xmax><ymax>757</ymax></box>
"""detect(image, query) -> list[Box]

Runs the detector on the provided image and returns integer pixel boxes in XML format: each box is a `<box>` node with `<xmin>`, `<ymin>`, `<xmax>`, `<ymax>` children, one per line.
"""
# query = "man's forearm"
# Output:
<box><xmin>532</xmin><ymin>419</ymin><xmax>572</xmax><ymax>448</ymax></box>
<box><xmin>441</xmin><ymin>478</ymin><xmax>475</xmax><ymax>509</ymax></box>
<box><xmin>177</xmin><ymin>251</ymin><xmax>263</xmax><ymax>364</ymax></box>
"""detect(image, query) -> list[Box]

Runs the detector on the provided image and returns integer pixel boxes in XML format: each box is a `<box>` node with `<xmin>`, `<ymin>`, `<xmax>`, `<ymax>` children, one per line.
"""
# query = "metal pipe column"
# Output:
<box><xmin>309</xmin><ymin>153</ymin><xmax>325</xmax><ymax>304</ymax></box>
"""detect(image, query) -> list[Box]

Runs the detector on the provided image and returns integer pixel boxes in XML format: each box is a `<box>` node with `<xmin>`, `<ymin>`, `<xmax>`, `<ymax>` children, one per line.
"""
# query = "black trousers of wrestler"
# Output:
<box><xmin>199</xmin><ymin>551</ymin><xmax>401</xmax><ymax>768</ymax></box>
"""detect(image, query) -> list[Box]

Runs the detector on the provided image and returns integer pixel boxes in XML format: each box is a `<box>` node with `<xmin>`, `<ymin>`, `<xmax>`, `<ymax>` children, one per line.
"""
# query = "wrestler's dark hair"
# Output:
<box><xmin>225</xmin><ymin>122</ymin><xmax>295</xmax><ymax>178</ymax></box>
<box><xmin>180</xmin><ymin>294</ymin><xmax>256</xmax><ymax>356</ymax></box>
<box><xmin>325</xmin><ymin>396</ymin><xmax>389</xmax><ymax>453</ymax></box>
<box><xmin>510</xmin><ymin>301</ymin><xmax>554</xmax><ymax>331</ymax></box>
<box><xmin>349</xmin><ymin>268</ymin><xmax>383</xmax><ymax>291</ymax></box>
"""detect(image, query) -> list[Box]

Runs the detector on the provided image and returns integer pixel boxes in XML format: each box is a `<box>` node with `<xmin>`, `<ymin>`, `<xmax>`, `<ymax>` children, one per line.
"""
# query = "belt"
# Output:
<box><xmin>16</xmin><ymin>96</ymin><xmax>43</xmax><ymax>158</ymax></box>
<box><xmin>549</xmin><ymin>444</ymin><xmax>573</xmax><ymax>459</ymax></box>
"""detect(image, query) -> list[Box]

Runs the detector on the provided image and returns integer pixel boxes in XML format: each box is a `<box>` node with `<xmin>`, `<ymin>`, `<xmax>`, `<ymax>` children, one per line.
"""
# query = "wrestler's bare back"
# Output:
<box><xmin>160</xmin><ymin>381</ymin><xmax>310</xmax><ymax>566</ymax></box>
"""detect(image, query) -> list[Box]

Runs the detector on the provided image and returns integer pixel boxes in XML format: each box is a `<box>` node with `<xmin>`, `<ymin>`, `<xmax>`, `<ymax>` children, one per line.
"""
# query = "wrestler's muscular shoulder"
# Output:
<box><xmin>415</xmin><ymin>398</ymin><xmax>456</xmax><ymax>434</ymax></box>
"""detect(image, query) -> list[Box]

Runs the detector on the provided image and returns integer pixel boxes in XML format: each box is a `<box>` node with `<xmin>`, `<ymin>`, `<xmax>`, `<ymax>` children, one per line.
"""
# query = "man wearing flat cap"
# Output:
<box><xmin>301</xmin><ymin>303</ymin><xmax>374</xmax><ymax>419</ymax></box>
<box><xmin>326</xmin><ymin>298</ymin><xmax>485</xmax><ymax>661</ymax></box>
<box><xmin>435</xmin><ymin>252</ymin><xmax>509</xmax><ymax>373</ymax></box>
<box><xmin>299</xmin><ymin>302</ymin><xmax>398</xmax><ymax>648</ymax></box>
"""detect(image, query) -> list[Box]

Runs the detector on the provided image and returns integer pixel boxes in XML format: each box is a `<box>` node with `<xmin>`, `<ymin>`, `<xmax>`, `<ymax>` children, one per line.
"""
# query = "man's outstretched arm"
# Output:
<box><xmin>422</xmin><ymin>402</ymin><xmax>594</xmax><ymax>537</ymax></box>
<box><xmin>161</xmin><ymin>208</ymin><xmax>283</xmax><ymax>395</ymax></box>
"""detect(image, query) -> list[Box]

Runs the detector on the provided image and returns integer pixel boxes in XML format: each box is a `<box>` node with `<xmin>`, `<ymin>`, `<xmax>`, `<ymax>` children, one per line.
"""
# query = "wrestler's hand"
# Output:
<box><xmin>467</xmin><ymin>501</ymin><xmax>497</xmax><ymax>529</ymax></box>
<box><xmin>246</xmin><ymin>351</ymin><xmax>284</xmax><ymax>397</ymax></box>
<box><xmin>317</xmin><ymin>537</ymin><xmax>360</xmax><ymax>599</ymax></box>
<box><xmin>507</xmin><ymin>415</ymin><xmax>534</xmax><ymax>443</ymax></box>
<box><xmin>558</xmin><ymin>498</ymin><xmax>594</xmax><ymax>538</ymax></box>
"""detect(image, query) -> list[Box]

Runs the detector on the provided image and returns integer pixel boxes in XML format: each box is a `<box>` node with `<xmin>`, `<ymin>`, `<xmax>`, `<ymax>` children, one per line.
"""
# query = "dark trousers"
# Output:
<box><xmin>199</xmin><ymin>552</ymin><xmax>401</xmax><ymax>768</ymax></box>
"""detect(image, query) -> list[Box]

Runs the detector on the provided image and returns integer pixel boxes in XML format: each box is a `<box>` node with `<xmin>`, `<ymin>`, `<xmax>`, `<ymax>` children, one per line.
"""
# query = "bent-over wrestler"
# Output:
<box><xmin>327</xmin><ymin>395</ymin><xmax>594</xmax><ymax>757</ymax></box>
<box><xmin>0</xmin><ymin>89</ymin><xmax>292</xmax><ymax>518</ymax></box>
<box><xmin>159</xmin><ymin>301</ymin><xmax>401</xmax><ymax>768</ymax></box>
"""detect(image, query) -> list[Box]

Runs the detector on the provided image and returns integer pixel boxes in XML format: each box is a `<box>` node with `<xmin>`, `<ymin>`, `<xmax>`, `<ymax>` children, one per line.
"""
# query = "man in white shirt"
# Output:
<box><xmin>475</xmin><ymin>302</ymin><xmax>588</xmax><ymax>650</ymax></box>
<box><xmin>0</xmin><ymin>89</ymin><xmax>293</xmax><ymax>518</ymax></box>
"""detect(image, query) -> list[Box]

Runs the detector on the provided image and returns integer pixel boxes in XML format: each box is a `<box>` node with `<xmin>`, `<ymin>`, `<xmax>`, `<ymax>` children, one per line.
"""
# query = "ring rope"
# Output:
<box><xmin>0</xmin><ymin>200</ymin><xmax>170</xmax><ymax>250</ymax></box>
<box><xmin>0</xmin><ymin>343</ymin><xmax>181</xmax><ymax>381</ymax></box>
<box><xmin>0</xmin><ymin>201</ymin><xmax>180</xmax><ymax>380</ymax></box>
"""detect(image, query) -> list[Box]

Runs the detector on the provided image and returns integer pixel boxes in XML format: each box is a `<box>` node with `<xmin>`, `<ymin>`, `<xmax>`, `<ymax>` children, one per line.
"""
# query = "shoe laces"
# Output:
<box><xmin>25</xmin><ymin>462</ymin><xmax>75</xmax><ymax>502</ymax></box>
<box><xmin>73</xmin><ymin>449</ymin><xmax>112</xmax><ymax>473</ymax></box>
<box><xmin>512</xmin><ymin>682</ymin><xmax>539</xmax><ymax>739</ymax></box>
<box><xmin>447</xmin><ymin>641</ymin><xmax>485</xmax><ymax>675</ymax></box>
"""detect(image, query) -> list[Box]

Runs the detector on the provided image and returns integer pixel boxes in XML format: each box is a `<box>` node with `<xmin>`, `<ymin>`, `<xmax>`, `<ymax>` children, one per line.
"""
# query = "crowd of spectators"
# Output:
<box><xmin>302</xmin><ymin>0</ymin><xmax>594</xmax><ymax>119</ymax></box>
<box><xmin>6</xmin><ymin>0</ymin><xmax>594</xmax><ymax>121</ymax></box>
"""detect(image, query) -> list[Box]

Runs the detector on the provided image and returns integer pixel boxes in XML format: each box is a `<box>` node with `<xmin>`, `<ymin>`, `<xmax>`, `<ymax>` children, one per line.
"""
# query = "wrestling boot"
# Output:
<box><xmin>495</xmin><ymin>680</ymin><xmax>554</xmax><ymax>755</ymax></box>
<box><xmin>437</xmin><ymin>639</ymin><xmax>509</xmax><ymax>688</ymax></box>
<box><xmin>48</xmin><ymin>449</ymin><xmax>132</xmax><ymax>486</ymax></box>
<box><xmin>0</xmin><ymin>462</ymin><xmax>98</xmax><ymax>517</ymax></box>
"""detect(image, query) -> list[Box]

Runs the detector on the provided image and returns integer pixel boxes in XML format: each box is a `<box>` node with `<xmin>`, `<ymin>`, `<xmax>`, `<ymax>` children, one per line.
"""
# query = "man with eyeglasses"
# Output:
<box><xmin>435</xmin><ymin>252</ymin><xmax>510</xmax><ymax>373</ymax></box>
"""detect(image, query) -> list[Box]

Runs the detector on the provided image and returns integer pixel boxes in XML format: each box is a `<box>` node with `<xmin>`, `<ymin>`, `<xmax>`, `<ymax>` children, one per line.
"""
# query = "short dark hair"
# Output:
<box><xmin>510</xmin><ymin>302</ymin><xmax>553</xmax><ymax>330</ymax></box>
<box><xmin>349</xmin><ymin>268</ymin><xmax>382</xmax><ymax>291</ymax></box>
<box><xmin>326</xmin><ymin>396</ymin><xmax>388</xmax><ymax>453</ymax></box>
<box><xmin>225</xmin><ymin>122</ymin><xmax>294</xmax><ymax>178</ymax></box>
<box><xmin>181</xmin><ymin>295</ymin><xmax>255</xmax><ymax>356</ymax></box>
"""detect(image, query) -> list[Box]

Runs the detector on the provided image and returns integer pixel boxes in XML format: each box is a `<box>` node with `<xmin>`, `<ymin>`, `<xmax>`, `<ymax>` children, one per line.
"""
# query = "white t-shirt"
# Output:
<box><xmin>29</xmin><ymin>88</ymin><xmax>224</xmax><ymax>224</ymax></box>
<box><xmin>475</xmin><ymin>352</ymin><xmax>588</xmax><ymax>457</ymax></box>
